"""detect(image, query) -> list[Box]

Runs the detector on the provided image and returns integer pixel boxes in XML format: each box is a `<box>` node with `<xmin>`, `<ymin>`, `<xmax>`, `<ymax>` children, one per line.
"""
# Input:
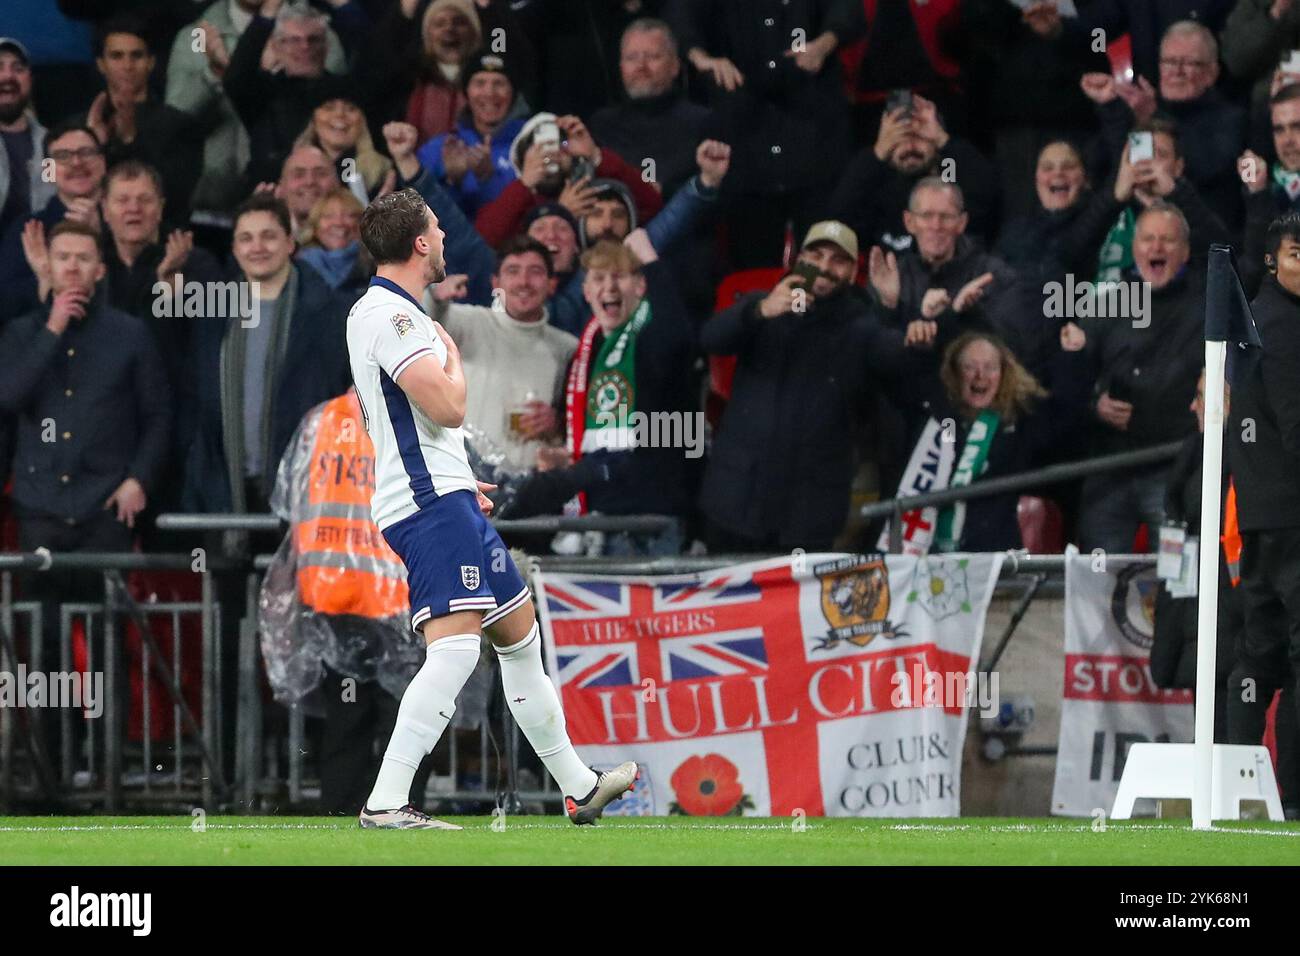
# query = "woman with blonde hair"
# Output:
<box><xmin>297</xmin><ymin>187</ymin><xmax>372</xmax><ymax>296</ymax></box>
<box><xmin>889</xmin><ymin>328</ymin><xmax>1090</xmax><ymax>553</ymax></box>
<box><xmin>296</xmin><ymin>96</ymin><xmax>395</xmax><ymax>205</ymax></box>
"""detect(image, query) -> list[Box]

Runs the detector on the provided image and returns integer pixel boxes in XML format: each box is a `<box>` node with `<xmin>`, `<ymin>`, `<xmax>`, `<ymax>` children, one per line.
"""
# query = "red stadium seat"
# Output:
<box><xmin>1016</xmin><ymin>495</ymin><xmax>1064</xmax><ymax>553</ymax></box>
<box><xmin>708</xmin><ymin>267</ymin><xmax>786</xmax><ymax>407</ymax></box>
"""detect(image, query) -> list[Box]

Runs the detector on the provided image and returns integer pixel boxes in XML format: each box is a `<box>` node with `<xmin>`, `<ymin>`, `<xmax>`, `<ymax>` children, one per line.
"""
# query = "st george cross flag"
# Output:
<box><xmin>535</xmin><ymin>552</ymin><xmax>1003</xmax><ymax>817</ymax></box>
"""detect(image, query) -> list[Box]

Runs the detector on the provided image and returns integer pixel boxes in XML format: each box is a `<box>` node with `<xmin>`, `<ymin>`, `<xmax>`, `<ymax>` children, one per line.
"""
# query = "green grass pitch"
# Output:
<box><xmin>2</xmin><ymin>817</ymin><xmax>1299</xmax><ymax>865</ymax></box>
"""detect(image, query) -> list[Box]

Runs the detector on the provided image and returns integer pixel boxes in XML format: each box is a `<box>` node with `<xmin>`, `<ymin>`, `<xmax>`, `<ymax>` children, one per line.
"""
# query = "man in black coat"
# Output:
<box><xmin>1075</xmin><ymin>202</ymin><xmax>1204</xmax><ymax>553</ymax></box>
<box><xmin>182</xmin><ymin>194</ymin><xmax>352</xmax><ymax>515</ymax></box>
<box><xmin>0</xmin><ymin>219</ymin><xmax>170</xmax><ymax>550</ymax></box>
<box><xmin>829</xmin><ymin>94</ymin><xmax>1000</xmax><ymax>254</ymax></box>
<box><xmin>1226</xmin><ymin>211</ymin><xmax>1300</xmax><ymax>747</ymax></box>
<box><xmin>699</xmin><ymin>220</ymin><xmax>902</xmax><ymax>552</ymax></box>
<box><xmin>666</xmin><ymin>0</ymin><xmax>865</xmax><ymax>267</ymax></box>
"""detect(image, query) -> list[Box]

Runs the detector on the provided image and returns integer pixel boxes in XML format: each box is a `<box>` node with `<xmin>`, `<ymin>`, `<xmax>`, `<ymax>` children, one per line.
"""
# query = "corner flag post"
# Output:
<box><xmin>1195</xmin><ymin>246</ymin><xmax>1261</xmax><ymax>829</ymax></box>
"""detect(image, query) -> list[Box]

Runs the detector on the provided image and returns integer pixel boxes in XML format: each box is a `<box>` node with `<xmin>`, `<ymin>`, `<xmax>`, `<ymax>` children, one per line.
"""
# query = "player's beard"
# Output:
<box><xmin>427</xmin><ymin>256</ymin><xmax>446</xmax><ymax>284</ymax></box>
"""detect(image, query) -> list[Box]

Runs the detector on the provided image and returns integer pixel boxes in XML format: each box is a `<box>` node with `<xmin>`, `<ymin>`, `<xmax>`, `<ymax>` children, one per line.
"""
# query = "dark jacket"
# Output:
<box><xmin>1228</xmin><ymin>274</ymin><xmax>1300</xmax><ymax>531</ymax></box>
<box><xmin>589</xmin><ymin>92</ymin><xmax>718</xmax><ymax>200</ymax></box>
<box><xmin>1081</xmin><ymin>266</ymin><xmax>1204</xmax><ymax>456</ymax></box>
<box><xmin>962</xmin><ymin>0</ymin><xmax>1110</xmax><ymax>132</ymax></box>
<box><xmin>666</xmin><ymin>0</ymin><xmax>865</xmax><ymax>197</ymax></box>
<box><xmin>699</xmin><ymin>283</ymin><xmax>897</xmax><ymax>549</ymax></box>
<box><xmin>0</xmin><ymin>292</ymin><xmax>171</xmax><ymax>523</ymax></box>
<box><xmin>1066</xmin><ymin>0</ymin><xmax>1234</xmax><ymax>86</ymax></box>
<box><xmin>1066</xmin><ymin>176</ymin><xmax>1233</xmax><ymax>278</ymax></box>
<box><xmin>910</xmin><ymin>348</ymin><xmax>1092</xmax><ymax>552</ymax></box>
<box><xmin>0</xmin><ymin>194</ymin><xmax>68</xmax><ymax>323</ymax></box>
<box><xmin>1239</xmin><ymin>183</ymin><xmax>1300</xmax><ymax>297</ymax></box>
<box><xmin>1091</xmin><ymin>91</ymin><xmax>1247</xmax><ymax>230</ymax></box>
<box><xmin>828</xmin><ymin>137</ymin><xmax>999</xmax><ymax>251</ymax></box>
<box><xmin>221</xmin><ymin>13</ymin><xmax>355</xmax><ymax>187</ymax></box>
<box><xmin>72</xmin><ymin>97</ymin><xmax>212</xmax><ymax>221</ymax></box>
<box><xmin>182</xmin><ymin>264</ymin><xmax>352</xmax><ymax>512</ymax></box>
<box><xmin>874</xmin><ymin>237</ymin><xmax>1025</xmax><ymax>416</ymax></box>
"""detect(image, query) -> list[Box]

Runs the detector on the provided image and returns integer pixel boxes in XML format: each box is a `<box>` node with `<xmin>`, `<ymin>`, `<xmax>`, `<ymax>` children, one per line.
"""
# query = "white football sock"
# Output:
<box><xmin>495</xmin><ymin>622</ymin><xmax>598</xmax><ymax>798</ymax></box>
<box><xmin>367</xmin><ymin>633</ymin><xmax>481</xmax><ymax>811</ymax></box>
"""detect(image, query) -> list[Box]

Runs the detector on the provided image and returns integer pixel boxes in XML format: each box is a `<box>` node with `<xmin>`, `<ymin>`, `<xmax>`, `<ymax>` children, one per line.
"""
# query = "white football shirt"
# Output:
<box><xmin>346</xmin><ymin>277</ymin><xmax>478</xmax><ymax>530</ymax></box>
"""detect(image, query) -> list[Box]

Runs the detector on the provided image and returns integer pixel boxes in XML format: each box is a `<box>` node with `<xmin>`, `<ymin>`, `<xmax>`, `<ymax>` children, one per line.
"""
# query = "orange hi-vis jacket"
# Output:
<box><xmin>296</xmin><ymin>393</ymin><xmax>408</xmax><ymax>618</ymax></box>
<box><xmin>1222</xmin><ymin>479</ymin><xmax>1242</xmax><ymax>588</ymax></box>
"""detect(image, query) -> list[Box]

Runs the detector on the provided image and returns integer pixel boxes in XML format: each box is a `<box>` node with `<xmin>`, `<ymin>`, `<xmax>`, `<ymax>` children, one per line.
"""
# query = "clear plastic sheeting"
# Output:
<box><xmin>256</xmin><ymin>394</ymin><xmax>490</xmax><ymax>726</ymax></box>
<box><xmin>464</xmin><ymin>423</ymin><xmax>530</xmax><ymax>515</ymax></box>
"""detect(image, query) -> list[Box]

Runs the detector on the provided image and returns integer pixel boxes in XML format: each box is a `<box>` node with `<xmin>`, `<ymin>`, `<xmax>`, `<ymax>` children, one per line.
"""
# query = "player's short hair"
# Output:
<box><xmin>48</xmin><ymin>219</ymin><xmax>104</xmax><ymax>258</ymax></box>
<box><xmin>1265</xmin><ymin>211</ymin><xmax>1300</xmax><ymax>264</ymax></box>
<box><xmin>233</xmin><ymin>193</ymin><xmax>293</xmax><ymax>237</ymax></box>
<box><xmin>496</xmin><ymin>235</ymin><xmax>554</xmax><ymax>276</ymax></box>
<box><xmin>105</xmin><ymin>159</ymin><xmax>164</xmax><ymax>199</ymax></box>
<box><xmin>360</xmin><ymin>188</ymin><xmax>430</xmax><ymax>265</ymax></box>
<box><xmin>580</xmin><ymin>239</ymin><xmax>642</xmax><ymax>274</ymax></box>
<box><xmin>1135</xmin><ymin>199</ymin><xmax>1191</xmax><ymax>244</ymax></box>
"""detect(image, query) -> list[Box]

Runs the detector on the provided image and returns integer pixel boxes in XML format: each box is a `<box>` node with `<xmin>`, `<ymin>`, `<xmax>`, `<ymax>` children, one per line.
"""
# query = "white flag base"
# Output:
<box><xmin>1111</xmin><ymin>743</ymin><xmax>1284</xmax><ymax>821</ymax></box>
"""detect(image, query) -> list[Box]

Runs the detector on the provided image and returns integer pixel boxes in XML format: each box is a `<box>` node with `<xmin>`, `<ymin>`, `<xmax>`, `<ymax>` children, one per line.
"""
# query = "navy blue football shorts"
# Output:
<box><xmin>381</xmin><ymin>489</ymin><xmax>529</xmax><ymax>634</ymax></box>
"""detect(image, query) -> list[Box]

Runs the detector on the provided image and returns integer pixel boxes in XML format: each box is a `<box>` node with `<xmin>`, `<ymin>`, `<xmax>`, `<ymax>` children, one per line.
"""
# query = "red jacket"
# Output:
<box><xmin>474</xmin><ymin>148</ymin><xmax>664</xmax><ymax>247</ymax></box>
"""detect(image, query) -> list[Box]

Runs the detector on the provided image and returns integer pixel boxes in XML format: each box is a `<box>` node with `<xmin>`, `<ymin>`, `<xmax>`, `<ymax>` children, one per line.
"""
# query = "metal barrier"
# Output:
<box><xmin>1</xmin><ymin>518</ymin><xmax>1123</xmax><ymax>814</ymax></box>
<box><xmin>865</xmin><ymin>441</ymin><xmax>1184</xmax><ymax>551</ymax></box>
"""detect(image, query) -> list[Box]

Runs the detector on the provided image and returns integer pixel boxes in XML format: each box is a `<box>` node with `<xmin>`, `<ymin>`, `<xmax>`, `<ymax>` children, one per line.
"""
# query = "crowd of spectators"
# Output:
<box><xmin>0</xmin><ymin>0</ymin><xmax>1295</xmax><ymax>562</ymax></box>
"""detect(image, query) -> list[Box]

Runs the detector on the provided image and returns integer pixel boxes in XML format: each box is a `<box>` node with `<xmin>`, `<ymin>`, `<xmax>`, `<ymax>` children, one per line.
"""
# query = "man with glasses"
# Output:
<box><xmin>0</xmin><ymin>121</ymin><xmax>106</xmax><ymax>321</ymax></box>
<box><xmin>865</xmin><ymin>179</ymin><xmax>1025</xmax><ymax>415</ymax></box>
<box><xmin>221</xmin><ymin>0</ymin><xmax>362</xmax><ymax>186</ymax></box>
<box><xmin>1081</xmin><ymin>20</ymin><xmax>1246</xmax><ymax>228</ymax></box>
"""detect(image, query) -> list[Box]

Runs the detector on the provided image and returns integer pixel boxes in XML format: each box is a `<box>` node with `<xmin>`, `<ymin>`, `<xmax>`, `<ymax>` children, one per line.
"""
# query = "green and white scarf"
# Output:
<box><xmin>933</xmin><ymin>410</ymin><xmax>1000</xmax><ymax>553</ymax></box>
<box><xmin>1095</xmin><ymin>207</ymin><xmax>1135</xmax><ymax>285</ymax></box>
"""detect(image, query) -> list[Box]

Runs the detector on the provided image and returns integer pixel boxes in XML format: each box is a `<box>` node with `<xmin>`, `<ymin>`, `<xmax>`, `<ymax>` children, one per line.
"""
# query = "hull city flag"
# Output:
<box><xmin>535</xmin><ymin>553</ymin><xmax>1003</xmax><ymax>818</ymax></box>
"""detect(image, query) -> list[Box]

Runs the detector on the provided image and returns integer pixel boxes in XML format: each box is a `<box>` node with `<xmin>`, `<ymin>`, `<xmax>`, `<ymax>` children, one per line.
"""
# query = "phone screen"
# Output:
<box><xmin>1128</xmin><ymin>132</ymin><xmax>1154</xmax><ymax>163</ymax></box>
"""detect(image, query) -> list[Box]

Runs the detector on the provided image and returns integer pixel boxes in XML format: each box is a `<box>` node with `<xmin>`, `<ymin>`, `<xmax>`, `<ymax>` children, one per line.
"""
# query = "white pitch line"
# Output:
<box><xmin>873</xmin><ymin>823</ymin><xmax>1300</xmax><ymax>837</ymax></box>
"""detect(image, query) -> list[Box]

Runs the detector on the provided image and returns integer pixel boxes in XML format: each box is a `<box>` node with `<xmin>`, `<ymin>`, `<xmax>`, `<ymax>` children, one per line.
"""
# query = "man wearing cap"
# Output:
<box><xmin>415</xmin><ymin>52</ymin><xmax>527</xmax><ymax>217</ymax></box>
<box><xmin>700</xmin><ymin>220</ymin><xmax>902</xmax><ymax>552</ymax></box>
<box><xmin>0</xmin><ymin>38</ymin><xmax>54</xmax><ymax>241</ymax></box>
